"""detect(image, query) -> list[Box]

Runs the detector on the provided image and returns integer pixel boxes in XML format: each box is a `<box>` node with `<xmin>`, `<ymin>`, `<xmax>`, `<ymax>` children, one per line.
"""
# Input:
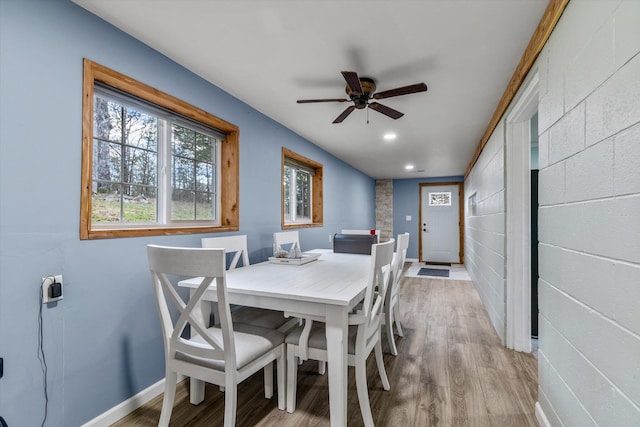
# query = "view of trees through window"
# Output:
<box><xmin>92</xmin><ymin>93</ymin><xmax>217</xmax><ymax>224</ymax></box>
<box><xmin>283</xmin><ymin>164</ymin><xmax>311</xmax><ymax>223</ymax></box>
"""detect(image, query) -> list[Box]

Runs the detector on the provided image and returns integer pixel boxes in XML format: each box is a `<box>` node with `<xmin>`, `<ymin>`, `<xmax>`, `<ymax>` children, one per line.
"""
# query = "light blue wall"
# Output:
<box><xmin>392</xmin><ymin>176</ymin><xmax>464</xmax><ymax>260</ymax></box>
<box><xmin>0</xmin><ymin>0</ymin><xmax>374</xmax><ymax>425</ymax></box>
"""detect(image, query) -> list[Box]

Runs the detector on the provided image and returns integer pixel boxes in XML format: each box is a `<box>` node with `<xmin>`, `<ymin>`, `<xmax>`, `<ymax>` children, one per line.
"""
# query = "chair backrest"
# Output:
<box><xmin>273</xmin><ymin>230</ymin><xmax>300</xmax><ymax>252</ymax></box>
<box><xmin>357</xmin><ymin>239</ymin><xmax>394</xmax><ymax>345</ymax></box>
<box><xmin>202</xmin><ymin>235</ymin><xmax>250</xmax><ymax>269</ymax></box>
<box><xmin>388</xmin><ymin>233</ymin><xmax>410</xmax><ymax>305</ymax></box>
<box><xmin>147</xmin><ymin>245</ymin><xmax>237</xmax><ymax>371</ymax></box>
<box><xmin>395</xmin><ymin>232</ymin><xmax>410</xmax><ymax>277</ymax></box>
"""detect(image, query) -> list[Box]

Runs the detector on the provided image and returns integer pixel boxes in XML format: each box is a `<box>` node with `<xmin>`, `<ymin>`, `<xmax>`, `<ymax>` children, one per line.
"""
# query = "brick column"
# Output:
<box><xmin>375</xmin><ymin>179</ymin><xmax>393</xmax><ymax>242</ymax></box>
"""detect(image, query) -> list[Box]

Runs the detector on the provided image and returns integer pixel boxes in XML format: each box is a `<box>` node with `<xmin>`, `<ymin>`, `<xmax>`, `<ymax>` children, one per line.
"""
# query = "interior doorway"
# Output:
<box><xmin>530</xmin><ymin>113</ymin><xmax>539</xmax><ymax>339</ymax></box>
<box><xmin>505</xmin><ymin>72</ymin><xmax>538</xmax><ymax>353</ymax></box>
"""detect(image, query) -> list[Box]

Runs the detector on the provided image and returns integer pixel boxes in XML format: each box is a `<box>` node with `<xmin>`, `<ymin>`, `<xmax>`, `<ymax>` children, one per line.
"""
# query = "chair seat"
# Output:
<box><xmin>232</xmin><ymin>307</ymin><xmax>291</xmax><ymax>329</ymax></box>
<box><xmin>285</xmin><ymin>322</ymin><xmax>359</xmax><ymax>354</ymax></box>
<box><xmin>177</xmin><ymin>323</ymin><xmax>285</xmax><ymax>370</ymax></box>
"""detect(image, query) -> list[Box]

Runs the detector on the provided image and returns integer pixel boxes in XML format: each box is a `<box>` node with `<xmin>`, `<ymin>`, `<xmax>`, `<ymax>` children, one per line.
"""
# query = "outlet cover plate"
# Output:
<box><xmin>42</xmin><ymin>275</ymin><xmax>63</xmax><ymax>304</ymax></box>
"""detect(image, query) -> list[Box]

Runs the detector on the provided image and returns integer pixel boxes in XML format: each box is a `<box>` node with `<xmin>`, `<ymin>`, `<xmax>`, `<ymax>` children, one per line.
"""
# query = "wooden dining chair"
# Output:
<box><xmin>284</xmin><ymin>239</ymin><xmax>395</xmax><ymax>426</ymax></box>
<box><xmin>147</xmin><ymin>245</ymin><xmax>286</xmax><ymax>427</ymax></box>
<box><xmin>384</xmin><ymin>232</ymin><xmax>410</xmax><ymax>356</ymax></box>
<box><xmin>201</xmin><ymin>235</ymin><xmax>296</xmax><ymax>332</ymax></box>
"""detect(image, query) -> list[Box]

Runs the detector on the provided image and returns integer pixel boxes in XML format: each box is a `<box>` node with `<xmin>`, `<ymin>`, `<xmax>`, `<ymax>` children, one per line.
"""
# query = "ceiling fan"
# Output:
<box><xmin>297</xmin><ymin>71</ymin><xmax>428</xmax><ymax>123</ymax></box>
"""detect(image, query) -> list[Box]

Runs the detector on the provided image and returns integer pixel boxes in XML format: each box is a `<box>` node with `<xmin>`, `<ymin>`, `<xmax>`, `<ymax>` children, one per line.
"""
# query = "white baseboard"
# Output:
<box><xmin>405</xmin><ymin>257</ymin><xmax>419</xmax><ymax>263</ymax></box>
<box><xmin>81</xmin><ymin>375</ymin><xmax>184</xmax><ymax>427</ymax></box>
<box><xmin>535</xmin><ymin>401</ymin><xmax>551</xmax><ymax>427</ymax></box>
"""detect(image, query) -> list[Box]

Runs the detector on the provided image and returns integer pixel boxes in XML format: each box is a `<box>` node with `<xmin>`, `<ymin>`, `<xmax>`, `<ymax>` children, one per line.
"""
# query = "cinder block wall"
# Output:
<box><xmin>536</xmin><ymin>1</ymin><xmax>640</xmax><ymax>424</ymax></box>
<box><xmin>375</xmin><ymin>179</ymin><xmax>393</xmax><ymax>242</ymax></box>
<box><xmin>463</xmin><ymin>125</ymin><xmax>507</xmax><ymax>343</ymax></box>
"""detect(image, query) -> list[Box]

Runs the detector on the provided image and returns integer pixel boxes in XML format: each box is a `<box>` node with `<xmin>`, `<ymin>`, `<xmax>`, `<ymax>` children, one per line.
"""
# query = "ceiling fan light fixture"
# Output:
<box><xmin>297</xmin><ymin>71</ymin><xmax>427</xmax><ymax>123</ymax></box>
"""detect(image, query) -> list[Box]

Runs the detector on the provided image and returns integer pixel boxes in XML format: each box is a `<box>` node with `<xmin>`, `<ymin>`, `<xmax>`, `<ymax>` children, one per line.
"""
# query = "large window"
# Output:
<box><xmin>281</xmin><ymin>148</ymin><xmax>323</xmax><ymax>229</ymax></box>
<box><xmin>81</xmin><ymin>59</ymin><xmax>239</xmax><ymax>239</ymax></box>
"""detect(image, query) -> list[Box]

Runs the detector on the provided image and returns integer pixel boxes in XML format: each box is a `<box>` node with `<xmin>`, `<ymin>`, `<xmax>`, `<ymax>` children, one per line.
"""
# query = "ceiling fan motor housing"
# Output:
<box><xmin>346</xmin><ymin>78</ymin><xmax>376</xmax><ymax>109</ymax></box>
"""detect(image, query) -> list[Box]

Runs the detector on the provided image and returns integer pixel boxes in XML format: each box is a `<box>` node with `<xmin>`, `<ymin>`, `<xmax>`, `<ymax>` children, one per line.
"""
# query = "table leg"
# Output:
<box><xmin>325</xmin><ymin>306</ymin><xmax>349</xmax><ymax>427</ymax></box>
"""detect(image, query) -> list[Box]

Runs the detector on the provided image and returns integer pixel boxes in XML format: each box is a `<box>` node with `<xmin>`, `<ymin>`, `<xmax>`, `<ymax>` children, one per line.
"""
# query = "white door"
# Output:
<box><xmin>420</xmin><ymin>184</ymin><xmax>460</xmax><ymax>263</ymax></box>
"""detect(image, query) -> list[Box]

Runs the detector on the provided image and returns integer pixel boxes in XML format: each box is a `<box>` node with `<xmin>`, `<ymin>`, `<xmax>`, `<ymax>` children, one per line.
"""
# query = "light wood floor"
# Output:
<box><xmin>111</xmin><ymin>273</ymin><xmax>538</xmax><ymax>427</ymax></box>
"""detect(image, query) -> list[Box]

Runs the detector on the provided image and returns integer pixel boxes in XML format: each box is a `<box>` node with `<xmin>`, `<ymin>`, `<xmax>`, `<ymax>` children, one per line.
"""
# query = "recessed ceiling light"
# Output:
<box><xmin>405</xmin><ymin>164</ymin><xmax>414</xmax><ymax>170</ymax></box>
<box><xmin>383</xmin><ymin>133</ymin><xmax>397</xmax><ymax>141</ymax></box>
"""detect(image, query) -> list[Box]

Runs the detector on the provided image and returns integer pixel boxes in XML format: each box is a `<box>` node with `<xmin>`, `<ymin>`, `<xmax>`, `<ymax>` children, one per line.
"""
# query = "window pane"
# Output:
<box><xmin>195</xmin><ymin>162</ymin><xmax>213</xmax><ymax>192</ymax></box>
<box><xmin>283</xmin><ymin>165</ymin><xmax>291</xmax><ymax>222</ymax></box>
<box><xmin>93</xmin><ymin>140</ymin><xmax>121</xmax><ymax>183</ymax></box>
<box><xmin>172</xmin><ymin>125</ymin><xmax>195</xmax><ymax>158</ymax></box>
<box><xmin>171</xmin><ymin>189</ymin><xmax>194</xmax><ymax>220</ymax></box>
<box><xmin>124</xmin><ymin>146</ymin><xmax>157</xmax><ymax>186</ymax></box>
<box><xmin>172</xmin><ymin>157</ymin><xmax>194</xmax><ymax>190</ymax></box>
<box><xmin>429</xmin><ymin>192</ymin><xmax>452</xmax><ymax>206</ymax></box>
<box><xmin>296</xmin><ymin>170</ymin><xmax>311</xmax><ymax>219</ymax></box>
<box><xmin>195</xmin><ymin>134</ymin><xmax>214</xmax><ymax>162</ymax></box>
<box><xmin>195</xmin><ymin>192</ymin><xmax>213</xmax><ymax>220</ymax></box>
<box><xmin>93</xmin><ymin>97</ymin><xmax>122</xmax><ymax>142</ymax></box>
<box><xmin>125</xmin><ymin>107</ymin><xmax>157</xmax><ymax>151</ymax></box>
<box><xmin>92</xmin><ymin>183</ymin><xmax>122</xmax><ymax>223</ymax></box>
<box><xmin>171</xmin><ymin>125</ymin><xmax>216</xmax><ymax>221</ymax></box>
<box><xmin>122</xmin><ymin>185</ymin><xmax>157</xmax><ymax>223</ymax></box>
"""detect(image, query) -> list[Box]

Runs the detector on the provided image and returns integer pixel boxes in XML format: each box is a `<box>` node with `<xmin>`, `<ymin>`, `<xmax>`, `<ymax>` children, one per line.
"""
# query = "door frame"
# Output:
<box><xmin>418</xmin><ymin>182</ymin><xmax>464</xmax><ymax>264</ymax></box>
<box><xmin>504</xmin><ymin>71</ymin><xmax>538</xmax><ymax>352</ymax></box>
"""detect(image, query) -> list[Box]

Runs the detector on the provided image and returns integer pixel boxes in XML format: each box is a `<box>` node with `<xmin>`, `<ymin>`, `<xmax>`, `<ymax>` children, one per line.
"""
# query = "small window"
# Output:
<box><xmin>281</xmin><ymin>148</ymin><xmax>323</xmax><ymax>229</ymax></box>
<box><xmin>468</xmin><ymin>192</ymin><xmax>477</xmax><ymax>216</ymax></box>
<box><xmin>81</xmin><ymin>59</ymin><xmax>239</xmax><ymax>239</ymax></box>
<box><xmin>429</xmin><ymin>192</ymin><xmax>452</xmax><ymax>206</ymax></box>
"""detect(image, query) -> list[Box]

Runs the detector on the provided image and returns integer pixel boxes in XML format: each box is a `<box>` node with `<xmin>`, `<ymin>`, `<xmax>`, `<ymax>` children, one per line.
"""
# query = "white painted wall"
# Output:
<box><xmin>464</xmin><ymin>123</ymin><xmax>506</xmax><ymax>342</ymax></box>
<box><xmin>535</xmin><ymin>1</ymin><xmax>640</xmax><ymax>425</ymax></box>
<box><xmin>467</xmin><ymin>0</ymin><xmax>640</xmax><ymax>425</ymax></box>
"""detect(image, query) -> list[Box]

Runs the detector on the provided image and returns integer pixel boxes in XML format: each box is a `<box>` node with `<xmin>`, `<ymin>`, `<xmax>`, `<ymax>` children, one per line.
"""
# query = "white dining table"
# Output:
<box><xmin>177</xmin><ymin>248</ymin><xmax>372</xmax><ymax>427</ymax></box>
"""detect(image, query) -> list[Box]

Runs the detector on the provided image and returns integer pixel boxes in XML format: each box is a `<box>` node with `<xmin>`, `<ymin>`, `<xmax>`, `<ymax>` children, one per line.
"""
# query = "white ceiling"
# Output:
<box><xmin>73</xmin><ymin>0</ymin><xmax>548</xmax><ymax>179</ymax></box>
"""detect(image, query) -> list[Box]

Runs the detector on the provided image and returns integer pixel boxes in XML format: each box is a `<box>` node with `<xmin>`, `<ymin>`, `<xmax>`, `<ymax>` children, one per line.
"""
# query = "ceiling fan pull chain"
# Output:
<box><xmin>367</xmin><ymin>106</ymin><xmax>369</xmax><ymax>124</ymax></box>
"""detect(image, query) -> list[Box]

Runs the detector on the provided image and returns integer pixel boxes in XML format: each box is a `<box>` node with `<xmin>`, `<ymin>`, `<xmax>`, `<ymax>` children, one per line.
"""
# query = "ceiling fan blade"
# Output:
<box><xmin>341</xmin><ymin>71</ymin><xmax>363</xmax><ymax>94</ymax></box>
<box><xmin>368</xmin><ymin>102</ymin><xmax>404</xmax><ymax>119</ymax></box>
<box><xmin>333</xmin><ymin>105</ymin><xmax>356</xmax><ymax>123</ymax></box>
<box><xmin>373</xmin><ymin>83</ymin><xmax>427</xmax><ymax>99</ymax></box>
<box><xmin>297</xmin><ymin>98</ymin><xmax>349</xmax><ymax>103</ymax></box>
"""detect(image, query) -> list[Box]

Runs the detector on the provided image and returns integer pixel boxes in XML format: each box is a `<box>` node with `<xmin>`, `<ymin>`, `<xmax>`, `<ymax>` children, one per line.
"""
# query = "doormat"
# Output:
<box><xmin>418</xmin><ymin>268</ymin><xmax>450</xmax><ymax>278</ymax></box>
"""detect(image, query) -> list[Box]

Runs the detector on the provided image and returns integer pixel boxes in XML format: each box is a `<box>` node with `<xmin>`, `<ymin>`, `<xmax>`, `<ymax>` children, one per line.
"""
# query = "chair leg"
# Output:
<box><xmin>374</xmin><ymin>338</ymin><xmax>390</xmax><ymax>391</ymax></box>
<box><xmin>158</xmin><ymin>371</ymin><xmax>177</xmax><ymax>427</ymax></box>
<box><xmin>286</xmin><ymin>345</ymin><xmax>298</xmax><ymax>413</ymax></box>
<box><xmin>386</xmin><ymin>309</ymin><xmax>398</xmax><ymax>356</ymax></box>
<box><xmin>264</xmin><ymin>361</ymin><xmax>274</xmax><ymax>399</ymax></box>
<box><xmin>223</xmin><ymin>379</ymin><xmax>238</xmax><ymax>427</ymax></box>
<box><xmin>393</xmin><ymin>304</ymin><xmax>404</xmax><ymax>337</ymax></box>
<box><xmin>355</xmin><ymin>354</ymin><xmax>374</xmax><ymax>427</ymax></box>
<box><xmin>277</xmin><ymin>349</ymin><xmax>286</xmax><ymax>410</ymax></box>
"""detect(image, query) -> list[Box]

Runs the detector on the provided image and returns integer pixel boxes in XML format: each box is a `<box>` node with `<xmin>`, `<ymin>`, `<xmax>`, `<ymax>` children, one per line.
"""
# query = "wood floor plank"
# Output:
<box><xmin>110</xmin><ymin>271</ymin><xmax>539</xmax><ymax>427</ymax></box>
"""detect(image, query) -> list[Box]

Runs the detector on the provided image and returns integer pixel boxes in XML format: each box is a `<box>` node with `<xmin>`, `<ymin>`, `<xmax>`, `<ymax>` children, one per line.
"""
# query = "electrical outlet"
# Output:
<box><xmin>42</xmin><ymin>275</ymin><xmax>63</xmax><ymax>304</ymax></box>
<box><xmin>329</xmin><ymin>234</ymin><xmax>333</xmax><ymax>243</ymax></box>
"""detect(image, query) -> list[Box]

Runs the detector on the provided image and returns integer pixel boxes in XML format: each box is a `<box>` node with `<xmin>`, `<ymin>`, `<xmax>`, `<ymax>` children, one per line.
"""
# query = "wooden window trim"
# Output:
<box><xmin>281</xmin><ymin>147</ymin><xmax>323</xmax><ymax>230</ymax></box>
<box><xmin>80</xmin><ymin>59</ymin><xmax>239</xmax><ymax>239</ymax></box>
